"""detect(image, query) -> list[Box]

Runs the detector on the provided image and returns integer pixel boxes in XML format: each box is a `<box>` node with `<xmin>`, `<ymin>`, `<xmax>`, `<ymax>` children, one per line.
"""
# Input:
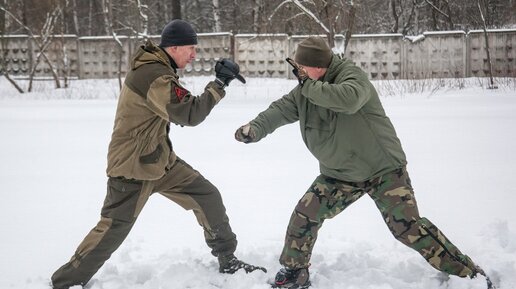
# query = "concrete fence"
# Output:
<box><xmin>1</xmin><ymin>29</ymin><xmax>514</xmax><ymax>80</ymax></box>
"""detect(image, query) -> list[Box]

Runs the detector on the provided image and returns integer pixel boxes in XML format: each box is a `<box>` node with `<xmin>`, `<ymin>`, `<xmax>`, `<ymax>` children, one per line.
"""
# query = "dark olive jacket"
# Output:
<box><xmin>249</xmin><ymin>55</ymin><xmax>407</xmax><ymax>182</ymax></box>
<box><xmin>106</xmin><ymin>40</ymin><xmax>224</xmax><ymax>180</ymax></box>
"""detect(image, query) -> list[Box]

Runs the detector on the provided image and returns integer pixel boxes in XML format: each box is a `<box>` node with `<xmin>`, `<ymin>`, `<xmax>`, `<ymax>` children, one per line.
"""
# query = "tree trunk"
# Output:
<box><xmin>413</xmin><ymin>0</ymin><xmax>419</xmax><ymax>34</ymax></box>
<box><xmin>88</xmin><ymin>0</ymin><xmax>93</xmax><ymax>35</ymax></box>
<box><xmin>0</xmin><ymin>0</ymin><xmax>5</xmax><ymax>33</ymax></box>
<box><xmin>478</xmin><ymin>0</ymin><xmax>497</xmax><ymax>89</ymax></box>
<box><xmin>391</xmin><ymin>0</ymin><xmax>400</xmax><ymax>33</ymax></box>
<box><xmin>41</xmin><ymin>46</ymin><xmax>62</xmax><ymax>89</ymax></box>
<box><xmin>172</xmin><ymin>0</ymin><xmax>181</xmax><ymax>19</ymax></box>
<box><xmin>0</xmin><ymin>2</ymin><xmax>25</xmax><ymax>93</ymax></box>
<box><xmin>136</xmin><ymin>0</ymin><xmax>149</xmax><ymax>36</ymax></box>
<box><xmin>401</xmin><ymin>0</ymin><xmax>416</xmax><ymax>35</ymax></box>
<box><xmin>213</xmin><ymin>0</ymin><xmax>221</xmax><ymax>32</ymax></box>
<box><xmin>100</xmin><ymin>0</ymin><xmax>122</xmax><ymax>88</ymax></box>
<box><xmin>101</xmin><ymin>0</ymin><xmax>110</xmax><ymax>35</ymax></box>
<box><xmin>344</xmin><ymin>2</ymin><xmax>357</xmax><ymax>53</ymax></box>
<box><xmin>252</xmin><ymin>0</ymin><xmax>264</xmax><ymax>33</ymax></box>
<box><xmin>2</xmin><ymin>4</ymin><xmax>61</xmax><ymax>91</ymax></box>
<box><xmin>71</xmin><ymin>0</ymin><xmax>80</xmax><ymax>35</ymax></box>
<box><xmin>59</xmin><ymin>3</ymin><xmax>69</xmax><ymax>88</ymax></box>
<box><xmin>443</xmin><ymin>0</ymin><xmax>454</xmax><ymax>30</ymax></box>
<box><xmin>231</xmin><ymin>0</ymin><xmax>240</xmax><ymax>34</ymax></box>
<box><xmin>4</xmin><ymin>73</ymin><xmax>25</xmax><ymax>93</ymax></box>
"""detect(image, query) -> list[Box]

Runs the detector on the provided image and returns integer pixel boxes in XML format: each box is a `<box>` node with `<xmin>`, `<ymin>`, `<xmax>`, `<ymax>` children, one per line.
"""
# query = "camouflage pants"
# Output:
<box><xmin>52</xmin><ymin>157</ymin><xmax>237</xmax><ymax>288</ymax></box>
<box><xmin>280</xmin><ymin>167</ymin><xmax>478</xmax><ymax>278</ymax></box>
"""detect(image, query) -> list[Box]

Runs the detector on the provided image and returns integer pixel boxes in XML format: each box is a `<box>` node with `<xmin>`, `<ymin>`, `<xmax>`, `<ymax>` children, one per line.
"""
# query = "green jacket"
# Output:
<box><xmin>106</xmin><ymin>40</ymin><xmax>225</xmax><ymax>180</ymax></box>
<box><xmin>249</xmin><ymin>55</ymin><xmax>407</xmax><ymax>182</ymax></box>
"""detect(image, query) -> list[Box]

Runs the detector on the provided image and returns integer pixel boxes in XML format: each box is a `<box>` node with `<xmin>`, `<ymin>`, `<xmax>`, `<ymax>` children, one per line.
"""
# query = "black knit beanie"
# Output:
<box><xmin>294</xmin><ymin>37</ymin><xmax>332</xmax><ymax>68</ymax></box>
<box><xmin>159</xmin><ymin>19</ymin><xmax>198</xmax><ymax>47</ymax></box>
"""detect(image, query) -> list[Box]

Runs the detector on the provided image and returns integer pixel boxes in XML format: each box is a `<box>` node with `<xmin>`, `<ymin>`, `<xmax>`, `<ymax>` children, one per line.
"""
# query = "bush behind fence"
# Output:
<box><xmin>1</xmin><ymin>29</ymin><xmax>515</xmax><ymax>80</ymax></box>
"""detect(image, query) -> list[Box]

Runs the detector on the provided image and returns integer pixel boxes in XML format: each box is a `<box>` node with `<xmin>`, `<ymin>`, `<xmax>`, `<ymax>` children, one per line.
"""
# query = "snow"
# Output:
<box><xmin>1</xmin><ymin>76</ymin><xmax>515</xmax><ymax>289</ymax></box>
<box><xmin>468</xmin><ymin>29</ymin><xmax>516</xmax><ymax>34</ymax></box>
<box><xmin>405</xmin><ymin>35</ymin><xmax>426</xmax><ymax>43</ymax></box>
<box><xmin>351</xmin><ymin>33</ymin><xmax>403</xmax><ymax>38</ymax></box>
<box><xmin>423</xmin><ymin>31</ymin><xmax>466</xmax><ymax>36</ymax></box>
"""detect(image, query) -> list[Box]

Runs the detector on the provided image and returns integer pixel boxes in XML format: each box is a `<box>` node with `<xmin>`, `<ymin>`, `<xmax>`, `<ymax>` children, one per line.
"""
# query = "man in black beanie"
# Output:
<box><xmin>160</xmin><ymin>19</ymin><xmax>198</xmax><ymax>46</ymax></box>
<box><xmin>50</xmin><ymin>19</ymin><xmax>262</xmax><ymax>289</ymax></box>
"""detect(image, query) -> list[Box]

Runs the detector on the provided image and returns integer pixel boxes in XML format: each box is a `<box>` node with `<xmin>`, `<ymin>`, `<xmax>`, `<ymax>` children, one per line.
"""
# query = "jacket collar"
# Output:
<box><xmin>159</xmin><ymin>46</ymin><xmax>178</xmax><ymax>73</ymax></box>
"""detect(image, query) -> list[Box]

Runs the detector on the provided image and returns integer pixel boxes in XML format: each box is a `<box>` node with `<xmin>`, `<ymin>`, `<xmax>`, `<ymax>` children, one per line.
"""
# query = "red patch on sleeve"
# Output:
<box><xmin>174</xmin><ymin>87</ymin><xmax>189</xmax><ymax>102</ymax></box>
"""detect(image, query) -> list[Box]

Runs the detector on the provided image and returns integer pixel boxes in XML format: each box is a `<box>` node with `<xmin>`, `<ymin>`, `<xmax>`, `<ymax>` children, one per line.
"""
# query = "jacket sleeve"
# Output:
<box><xmin>301</xmin><ymin>66</ymin><xmax>372</xmax><ymax>114</ymax></box>
<box><xmin>249</xmin><ymin>91</ymin><xmax>299</xmax><ymax>142</ymax></box>
<box><xmin>146</xmin><ymin>75</ymin><xmax>225</xmax><ymax>126</ymax></box>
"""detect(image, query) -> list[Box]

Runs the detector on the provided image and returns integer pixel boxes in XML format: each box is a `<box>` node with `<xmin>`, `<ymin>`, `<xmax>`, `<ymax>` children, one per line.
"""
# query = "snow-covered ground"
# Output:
<box><xmin>1</xmin><ymin>77</ymin><xmax>515</xmax><ymax>289</ymax></box>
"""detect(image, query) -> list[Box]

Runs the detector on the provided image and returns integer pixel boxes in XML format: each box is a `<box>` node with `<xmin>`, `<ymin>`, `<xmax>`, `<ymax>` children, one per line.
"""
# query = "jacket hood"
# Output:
<box><xmin>322</xmin><ymin>55</ymin><xmax>353</xmax><ymax>83</ymax></box>
<box><xmin>131</xmin><ymin>40</ymin><xmax>171</xmax><ymax>70</ymax></box>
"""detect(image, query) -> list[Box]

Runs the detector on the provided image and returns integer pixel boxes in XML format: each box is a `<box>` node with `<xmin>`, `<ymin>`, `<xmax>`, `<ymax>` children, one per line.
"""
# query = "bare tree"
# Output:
<box><xmin>1</xmin><ymin>5</ymin><xmax>63</xmax><ymax>92</ymax></box>
<box><xmin>0</xmin><ymin>1</ymin><xmax>24</xmax><ymax>93</ymax></box>
<box><xmin>229</xmin><ymin>0</ymin><xmax>243</xmax><ymax>34</ymax></box>
<box><xmin>0</xmin><ymin>38</ymin><xmax>25</xmax><ymax>93</ymax></box>
<box><xmin>343</xmin><ymin>1</ymin><xmax>357</xmax><ymax>52</ymax></box>
<box><xmin>269</xmin><ymin>0</ymin><xmax>355</xmax><ymax>50</ymax></box>
<box><xmin>425</xmin><ymin>0</ymin><xmax>454</xmax><ymax>30</ymax></box>
<box><xmin>100</xmin><ymin>0</ymin><xmax>110</xmax><ymax>35</ymax></box>
<box><xmin>58</xmin><ymin>0</ymin><xmax>71</xmax><ymax>89</ymax></box>
<box><xmin>88</xmin><ymin>0</ymin><xmax>94</xmax><ymax>35</ymax></box>
<box><xmin>213</xmin><ymin>0</ymin><xmax>222</xmax><ymax>32</ymax></box>
<box><xmin>390</xmin><ymin>0</ymin><xmax>417</xmax><ymax>35</ymax></box>
<box><xmin>171</xmin><ymin>0</ymin><xmax>181</xmax><ymax>19</ymax></box>
<box><xmin>251</xmin><ymin>0</ymin><xmax>265</xmax><ymax>33</ymax></box>
<box><xmin>477</xmin><ymin>0</ymin><xmax>497</xmax><ymax>89</ymax></box>
<box><xmin>70</xmin><ymin>0</ymin><xmax>79</xmax><ymax>35</ymax></box>
<box><xmin>101</xmin><ymin>0</ymin><xmax>124</xmax><ymax>89</ymax></box>
<box><xmin>136</xmin><ymin>0</ymin><xmax>149</xmax><ymax>36</ymax></box>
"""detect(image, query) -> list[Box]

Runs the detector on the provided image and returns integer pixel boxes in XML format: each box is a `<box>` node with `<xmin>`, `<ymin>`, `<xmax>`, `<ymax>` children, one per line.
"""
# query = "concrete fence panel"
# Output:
<box><xmin>404</xmin><ymin>31</ymin><xmax>467</xmax><ymax>79</ymax></box>
<box><xmin>77</xmin><ymin>36</ymin><xmax>131</xmax><ymax>79</ymax></box>
<box><xmin>185</xmin><ymin>33</ymin><xmax>232</xmax><ymax>76</ymax></box>
<box><xmin>1</xmin><ymin>35</ymin><xmax>31</xmax><ymax>75</ymax></box>
<box><xmin>344</xmin><ymin>34</ymin><xmax>403</xmax><ymax>80</ymax></box>
<box><xmin>235</xmin><ymin>34</ymin><xmax>289</xmax><ymax>78</ymax></box>
<box><xmin>36</xmin><ymin>35</ymin><xmax>79</xmax><ymax>78</ymax></box>
<box><xmin>1</xmin><ymin>29</ymin><xmax>515</xmax><ymax>80</ymax></box>
<box><xmin>468</xmin><ymin>29</ymin><xmax>516</xmax><ymax>77</ymax></box>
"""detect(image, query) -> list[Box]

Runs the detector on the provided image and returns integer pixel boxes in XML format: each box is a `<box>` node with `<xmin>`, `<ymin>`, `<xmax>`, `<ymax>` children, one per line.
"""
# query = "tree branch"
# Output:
<box><xmin>424</xmin><ymin>0</ymin><xmax>450</xmax><ymax>19</ymax></box>
<box><xmin>291</xmin><ymin>0</ymin><xmax>330</xmax><ymax>33</ymax></box>
<box><xmin>268</xmin><ymin>0</ymin><xmax>330</xmax><ymax>33</ymax></box>
<box><xmin>268</xmin><ymin>0</ymin><xmax>292</xmax><ymax>21</ymax></box>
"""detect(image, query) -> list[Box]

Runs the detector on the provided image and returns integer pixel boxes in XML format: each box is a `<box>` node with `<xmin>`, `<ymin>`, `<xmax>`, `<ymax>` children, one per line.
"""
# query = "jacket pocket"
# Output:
<box><xmin>102</xmin><ymin>177</ymin><xmax>143</xmax><ymax>222</ymax></box>
<box><xmin>139</xmin><ymin>144</ymin><xmax>163</xmax><ymax>164</ymax></box>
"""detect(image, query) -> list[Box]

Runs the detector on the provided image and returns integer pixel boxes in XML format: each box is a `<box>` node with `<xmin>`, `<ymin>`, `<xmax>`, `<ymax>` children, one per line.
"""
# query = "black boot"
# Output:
<box><xmin>273</xmin><ymin>267</ymin><xmax>311</xmax><ymax>289</ymax></box>
<box><xmin>472</xmin><ymin>265</ymin><xmax>497</xmax><ymax>289</ymax></box>
<box><xmin>218</xmin><ymin>254</ymin><xmax>267</xmax><ymax>274</ymax></box>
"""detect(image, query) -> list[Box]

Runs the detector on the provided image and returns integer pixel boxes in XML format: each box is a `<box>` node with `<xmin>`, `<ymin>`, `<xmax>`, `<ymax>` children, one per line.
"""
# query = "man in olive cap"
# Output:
<box><xmin>235</xmin><ymin>37</ymin><xmax>495</xmax><ymax>289</ymax></box>
<box><xmin>50</xmin><ymin>19</ymin><xmax>261</xmax><ymax>289</ymax></box>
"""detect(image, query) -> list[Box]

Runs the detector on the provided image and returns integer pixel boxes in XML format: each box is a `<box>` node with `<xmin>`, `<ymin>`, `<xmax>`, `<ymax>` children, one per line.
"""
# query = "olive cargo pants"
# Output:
<box><xmin>280</xmin><ymin>167</ymin><xmax>479</xmax><ymax>278</ymax></box>
<box><xmin>52</xmin><ymin>158</ymin><xmax>237</xmax><ymax>288</ymax></box>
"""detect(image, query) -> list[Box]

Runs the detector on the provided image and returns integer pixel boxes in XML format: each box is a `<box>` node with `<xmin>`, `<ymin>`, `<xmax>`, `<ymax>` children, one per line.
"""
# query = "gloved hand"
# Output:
<box><xmin>235</xmin><ymin>123</ymin><xmax>256</xmax><ymax>143</ymax></box>
<box><xmin>215</xmin><ymin>58</ymin><xmax>246</xmax><ymax>88</ymax></box>
<box><xmin>286</xmin><ymin>57</ymin><xmax>309</xmax><ymax>85</ymax></box>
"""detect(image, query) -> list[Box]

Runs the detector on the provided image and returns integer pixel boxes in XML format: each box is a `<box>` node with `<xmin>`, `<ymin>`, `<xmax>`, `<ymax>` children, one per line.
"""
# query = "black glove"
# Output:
<box><xmin>286</xmin><ymin>57</ymin><xmax>308</xmax><ymax>85</ymax></box>
<box><xmin>235</xmin><ymin>123</ymin><xmax>256</xmax><ymax>143</ymax></box>
<box><xmin>215</xmin><ymin>58</ymin><xmax>246</xmax><ymax>88</ymax></box>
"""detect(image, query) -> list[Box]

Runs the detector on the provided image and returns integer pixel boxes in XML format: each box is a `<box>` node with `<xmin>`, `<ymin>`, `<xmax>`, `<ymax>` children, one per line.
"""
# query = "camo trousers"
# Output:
<box><xmin>280</xmin><ymin>167</ymin><xmax>478</xmax><ymax>278</ymax></box>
